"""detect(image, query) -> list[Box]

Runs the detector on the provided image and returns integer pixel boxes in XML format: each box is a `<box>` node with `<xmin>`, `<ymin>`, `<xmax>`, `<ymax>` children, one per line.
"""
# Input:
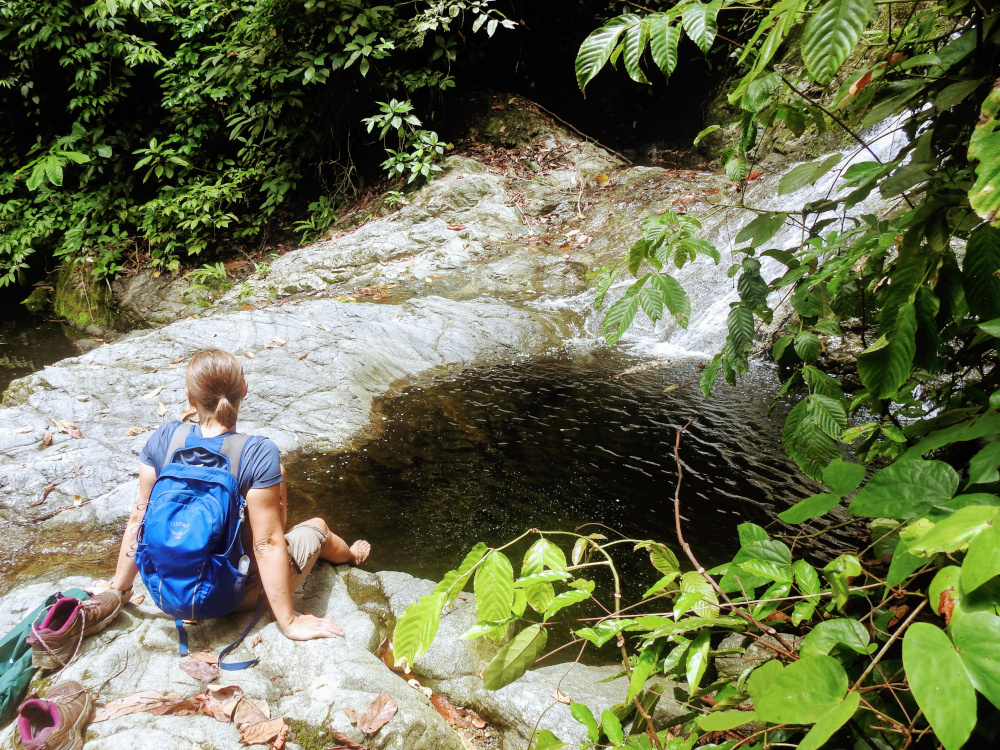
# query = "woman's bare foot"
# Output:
<box><xmin>349</xmin><ymin>540</ymin><xmax>371</xmax><ymax>565</ymax></box>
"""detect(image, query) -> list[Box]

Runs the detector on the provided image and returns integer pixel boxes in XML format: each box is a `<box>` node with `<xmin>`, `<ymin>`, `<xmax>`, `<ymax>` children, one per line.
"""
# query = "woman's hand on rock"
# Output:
<box><xmin>87</xmin><ymin>580</ymin><xmax>133</xmax><ymax>604</ymax></box>
<box><xmin>283</xmin><ymin>613</ymin><xmax>344</xmax><ymax>640</ymax></box>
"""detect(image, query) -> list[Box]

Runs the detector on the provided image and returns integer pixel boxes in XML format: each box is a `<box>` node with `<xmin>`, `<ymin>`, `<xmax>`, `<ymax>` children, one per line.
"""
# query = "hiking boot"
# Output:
<box><xmin>17</xmin><ymin>680</ymin><xmax>92</xmax><ymax>750</ymax></box>
<box><xmin>26</xmin><ymin>590</ymin><xmax>123</xmax><ymax>669</ymax></box>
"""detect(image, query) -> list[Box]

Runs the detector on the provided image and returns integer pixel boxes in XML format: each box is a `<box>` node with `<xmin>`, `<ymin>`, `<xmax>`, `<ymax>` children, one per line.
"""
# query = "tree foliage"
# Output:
<box><xmin>0</xmin><ymin>0</ymin><xmax>514</xmax><ymax>285</ymax></box>
<box><xmin>393</xmin><ymin>1</ymin><xmax>1000</xmax><ymax>748</ymax></box>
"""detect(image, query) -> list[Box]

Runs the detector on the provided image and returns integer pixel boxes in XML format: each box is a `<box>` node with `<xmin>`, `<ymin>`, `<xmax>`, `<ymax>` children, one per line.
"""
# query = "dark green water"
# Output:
<box><xmin>286</xmin><ymin>348</ymin><xmax>819</xmax><ymax>597</ymax></box>
<box><xmin>0</xmin><ymin>309</ymin><xmax>80</xmax><ymax>395</ymax></box>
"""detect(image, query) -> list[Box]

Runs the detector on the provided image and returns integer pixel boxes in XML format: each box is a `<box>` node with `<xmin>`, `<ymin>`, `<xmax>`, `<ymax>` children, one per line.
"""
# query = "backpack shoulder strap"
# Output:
<box><xmin>220</xmin><ymin>433</ymin><xmax>251</xmax><ymax>480</ymax></box>
<box><xmin>165</xmin><ymin>423</ymin><xmax>195</xmax><ymax>465</ymax></box>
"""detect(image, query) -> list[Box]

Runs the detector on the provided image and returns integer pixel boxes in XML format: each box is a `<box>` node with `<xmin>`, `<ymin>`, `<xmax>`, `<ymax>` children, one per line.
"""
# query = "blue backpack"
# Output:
<box><xmin>136</xmin><ymin>423</ymin><xmax>263</xmax><ymax>669</ymax></box>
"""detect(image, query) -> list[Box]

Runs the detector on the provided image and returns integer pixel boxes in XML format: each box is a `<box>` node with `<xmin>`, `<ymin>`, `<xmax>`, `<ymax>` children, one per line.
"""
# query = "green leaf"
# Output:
<box><xmin>522</xmin><ymin>538</ymin><xmax>568</xmax><ymax>575</ymax></box>
<box><xmin>822</xmin><ymin>459</ymin><xmax>865</xmax><ymax>496</ymax></box>
<box><xmin>849</xmin><ymin>459</ymin><xmax>959</xmax><ymax>518</ymax></box>
<box><xmin>680</xmin><ymin>571</ymin><xmax>719</xmax><ymax>618</ymax></box>
<box><xmin>724</xmin><ymin>152</ymin><xmax>748</xmax><ymax>182</ymax></box>
<box><xmin>636</xmin><ymin>541</ymin><xmax>680</xmax><ymax>577</ymax></box>
<box><xmin>576</xmin><ymin>619</ymin><xmax>630</xmax><ymax>647</ymax></box>
<box><xmin>800</xmin><ymin>619</ymin><xmax>871</xmax><ymax>658</ymax></box>
<box><xmin>533</xmin><ymin>729</ymin><xmax>567</xmax><ymax>750</ymax></box>
<box><xmin>475</xmin><ymin>551</ymin><xmax>515</xmax><ymax>623</ymax></box>
<box><xmin>930</xmin><ymin>566</ymin><xmax>962</xmax><ymax>616</ymax></box>
<box><xmin>434</xmin><ymin>542</ymin><xmax>488</xmax><ymax>604</ymax></box>
<box><xmin>45</xmin><ymin>158</ymin><xmax>64</xmax><ymax>187</ymax></box>
<box><xmin>392</xmin><ymin>592</ymin><xmax>445</xmax><ymax>670</ymax></box>
<box><xmin>727</xmin><ymin>306</ymin><xmax>754</xmax><ymax>354</ymax></box>
<box><xmin>571</xmin><ymin>703</ymin><xmax>599</xmax><ymax>743</ymax></box>
<box><xmin>969</xmin><ymin>83</ymin><xmax>1000</xmax><ymax>225</ymax></box>
<box><xmin>779</xmin><ymin>493</ymin><xmax>841</xmax><ymax>523</ymax></box>
<box><xmin>601</xmin><ymin>709</ymin><xmax>624</xmax><ymax>748</ymax></box>
<box><xmin>699</xmin><ymin>354</ymin><xmax>721</xmax><ymax>398</ymax></box>
<box><xmin>794</xmin><ymin>331</ymin><xmax>822</xmax><ymax>362</ymax></box>
<box><xmin>738</xmin><ymin>559</ymin><xmax>792</xmax><ymax>583</ymax></box>
<box><xmin>963</xmin><ymin>225</ymin><xmax>1000</xmax><ymax>319</ymax></box>
<box><xmin>652</xmin><ymin>272</ymin><xmax>692</xmax><ymax>326</ymax></box>
<box><xmin>483</xmin><ymin>624</ymin><xmax>548</xmax><ymax>690</ymax></box>
<box><xmin>952</xmin><ymin>612</ymin><xmax>1000</xmax><ymax>709</ymax></box>
<box><xmin>697</xmin><ymin>710</ymin><xmax>758</xmax><ymax>732</ymax></box>
<box><xmin>823</xmin><ymin>554</ymin><xmax>861</xmax><ymax>611</ymax></box>
<box><xmin>594</xmin><ymin>268</ymin><xmax>617</xmax><ymax>310</ymax></box>
<box><xmin>749</xmin><ymin>655</ymin><xmax>849</xmax><ymax>724</ymax></box>
<box><xmin>809</xmin><ymin>394</ymin><xmax>846</xmax><ymax>438</ymax></box>
<box><xmin>962</xmin><ymin>521</ymin><xmax>1000</xmax><ymax>592</ymax></box>
<box><xmin>735</xmin><ymin>212</ymin><xmax>787</xmax><ymax>248</ymax></box>
<box><xmin>627</xmin><ymin>641</ymin><xmax>663</xmax><ymax>703</ymax></box>
<box><xmin>801</xmin><ymin>0</ymin><xmax>875</xmax><ymax>85</ymax></box>
<box><xmin>576</xmin><ymin>16</ymin><xmax>636</xmax><ymax>92</ymax></box>
<box><xmin>797</xmin><ymin>692</ymin><xmax>860</xmax><ymax>750</ymax></box>
<box><xmin>622</xmin><ymin>17</ymin><xmax>650</xmax><ymax>84</ymax></box>
<box><xmin>545</xmin><ymin>580</ymin><xmax>595</xmax><ymax>620</ymax></box>
<box><xmin>680</xmin><ymin>0</ymin><xmax>720</xmax><ymax>53</ymax></box>
<box><xmin>648</xmin><ymin>15</ymin><xmax>680</xmax><ymax>78</ymax></box>
<box><xmin>685</xmin><ymin>629</ymin><xmax>711</xmax><ymax>693</ymax></box>
<box><xmin>779</xmin><ymin>154</ymin><xmax>844</xmax><ymax>195</ymax></box>
<box><xmin>907</xmin><ymin>505</ymin><xmax>998</xmax><ymax>556</ymax></box>
<box><xmin>903</xmin><ymin>623</ymin><xmax>977</xmax><ymax>750</ymax></box>
<box><xmin>604</xmin><ymin>289</ymin><xmax>641</xmax><ymax>346</ymax></box>
<box><xmin>792</xmin><ymin>560</ymin><xmax>821</xmax><ymax>625</ymax></box>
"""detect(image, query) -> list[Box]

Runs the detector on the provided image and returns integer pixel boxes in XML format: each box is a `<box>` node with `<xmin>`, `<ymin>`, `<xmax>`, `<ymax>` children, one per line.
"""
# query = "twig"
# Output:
<box><xmin>671</xmin><ymin>420</ymin><xmax>797</xmax><ymax>657</ymax></box>
<box><xmin>852</xmin><ymin>599</ymin><xmax>927</xmax><ymax>691</ymax></box>
<box><xmin>528</xmin><ymin>100</ymin><xmax>633</xmax><ymax>165</ymax></box>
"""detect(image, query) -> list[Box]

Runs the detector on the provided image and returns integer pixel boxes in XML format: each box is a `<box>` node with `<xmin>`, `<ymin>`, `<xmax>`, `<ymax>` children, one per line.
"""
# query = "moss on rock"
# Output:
<box><xmin>53</xmin><ymin>262</ymin><xmax>117</xmax><ymax>330</ymax></box>
<box><xmin>287</xmin><ymin>718</ymin><xmax>335</xmax><ymax>750</ymax></box>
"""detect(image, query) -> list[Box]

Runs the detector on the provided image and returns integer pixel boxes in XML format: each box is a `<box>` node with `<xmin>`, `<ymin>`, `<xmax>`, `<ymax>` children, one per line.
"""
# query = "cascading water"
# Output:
<box><xmin>533</xmin><ymin>117</ymin><xmax>910</xmax><ymax>357</ymax></box>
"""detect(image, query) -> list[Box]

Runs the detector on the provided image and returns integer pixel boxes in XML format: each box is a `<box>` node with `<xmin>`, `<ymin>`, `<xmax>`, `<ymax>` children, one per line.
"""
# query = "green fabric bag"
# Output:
<box><xmin>0</xmin><ymin>587</ymin><xmax>90</xmax><ymax>725</ymax></box>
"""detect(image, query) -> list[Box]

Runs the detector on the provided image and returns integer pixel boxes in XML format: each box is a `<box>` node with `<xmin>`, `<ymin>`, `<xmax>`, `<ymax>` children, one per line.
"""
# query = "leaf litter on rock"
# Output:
<box><xmin>358</xmin><ymin>692</ymin><xmax>397</xmax><ymax>735</ymax></box>
<box><xmin>179</xmin><ymin>654</ymin><xmax>220</xmax><ymax>683</ymax></box>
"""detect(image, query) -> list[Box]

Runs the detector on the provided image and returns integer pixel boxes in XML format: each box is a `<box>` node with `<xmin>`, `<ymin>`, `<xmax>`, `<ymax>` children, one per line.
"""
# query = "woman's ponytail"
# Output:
<box><xmin>185</xmin><ymin>349</ymin><xmax>245</xmax><ymax>429</ymax></box>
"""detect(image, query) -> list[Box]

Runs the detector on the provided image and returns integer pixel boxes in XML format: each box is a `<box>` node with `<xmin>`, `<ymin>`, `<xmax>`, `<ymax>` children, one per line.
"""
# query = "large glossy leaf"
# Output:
<box><xmin>907</xmin><ymin>505</ymin><xmax>998</xmax><ymax>556</ymax></box>
<box><xmin>822</xmin><ymin>459</ymin><xmax>865</xmax><ymax>496</ymax></box>
<box><xmin>792</xmin><ymin>560</ymin><xmax>821</xmax><ymax>625</ymax></box>
<box><xmin>434</xmin><ymin>542</ymin><xmax>488</xmax><ymax>604</ymax></box>
<box><xmin>727</xmin><ymin>306</ymin><xmax>754</xmax><ymax>354</ymax></box>
<box><xmin>735</xmin><ymin>211</ymin><xmax>788</xmax><ymax>248</ymax></box>
<box><xmin>680</xmin><ymin>0</ymin><xmax>720</xmax><ymax>53</ymax></box>
<box><xmin>779</xmin><ymin>154</ymin><xmax>843</xmax><ymax>195</ymax></box>
<box><xmin>544</xmin><ymin>579</ymin><xmax>595</xmax><ymax>620</ymax></box>
<box><xmin>797</xmin><ymin>691</ymin><xmax>860</xmax><ymax>750</ymax></box>
<box><xmin>857</xmin><ymin>302</ymin><xmax>917</xmax><ymax>400</ymax></box>
<box><xmin>849</xmin><ymin>459</ymin><xmax>959</xmax><ymax>518</ymax></box>
<box><xmin>697</xmin><ymin>710</ymin><xmax>758</xmax><ymax>731</ymax></box>
<box><xmin>749</xmin><ymin>655</ymin><xmax>849</xmax><ymax>724</ymax></box>
<box><xmin>522</xmin><ymin>538</ymin><xmax>568</xmax><ymax>575</ymax></box>
<box><xmin>600</xmin><ymin>709</ymin><xmax>624</xmax><ymax>748</ymax></box>
<box><xmin>475</xmin><ymin>550</ymin><xmax>515</xmax><ymax>623</ymax></box>
<box><xmin>778</xmin><ymin>493</ymin><xmax>841</xmax><ymax>523</ymax></box>
<box><xmin>483</xmin><ymin>624</ymin><xmax>548</xmax><ymax>690</ymax></box>
<box><xmin>801</xmin><ymin>0</ymin><xmax>875</xmax><ymax>85</ymax></box>
<box><xmin>968</xmin><ymin>440</ymin><xmax>1000</xmax><ymax>486</ymax></box>
<box><xmin>648</xmin><ymin>15</ymin><xmax>680</xmax><ymax>78</ymax></box>
<box><xmin>685</xmin><ymin>629</ymin><xmax>712</xmax><ymax>693</ymax></box>
<box><xmin>575</xmin><ymin>15</ymin><xmax>636</xmax><ymax>92</ymax></box>
<box><xmin>622</xmin><ymin>17</ymin><xmax>650</xmax><ymax>84</ymax></box>
<box><xmin>680</xmin><ymin>571</ymin><xmax>719</xmax><ymax>618</ymax></box>
<box><xmin>649</xmin><ymin>274</ymin><xmax>691</xmax><ymax>327</ymax></box>
<box><xmin>392</xmin><ymin>592</ymin><xmax>445</xmax><ymax>669</ymax></box>
<box><xmin>903</xmin><ymin>623</ymin><xmax>976</xmax><ymax>750</ymax></box>
<box><xmin>952</xmin><ymin>612</ymin><xmax>1000</xmax><ymax>709</ymax></box>
<box><xmin>963</xmin><ymin>225</ymin><xmax>1000</xmax><ymax>319</ymax></box>
<box><xmin>962</xmin><ymin>521</ymin><xmax>1000</xmax><ymax>592</ymax></box>
<box><xmin>800</xmin><ymin>618</ymin><xmax>871</xmax><ymax>658</ymax></box>
<box><xmin>603</xmin><ymin>286</ymin><xmax>642</xmax><ymax>346</ymax></box>
<box><xmin>969</xmin><ymin>83</ymin><xmax>1000</xmax><ymax>225</ymax></box>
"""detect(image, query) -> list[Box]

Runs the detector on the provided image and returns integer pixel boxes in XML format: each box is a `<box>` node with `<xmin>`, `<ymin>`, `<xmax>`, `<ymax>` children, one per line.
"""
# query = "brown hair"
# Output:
<box><xmin>185</xmin><ymin>349</ymin><xmax>245</xmax><ymax>429</ymax></box>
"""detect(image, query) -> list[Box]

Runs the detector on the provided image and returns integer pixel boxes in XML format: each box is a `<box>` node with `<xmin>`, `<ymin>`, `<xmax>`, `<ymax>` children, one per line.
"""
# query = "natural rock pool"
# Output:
<box><xmin>285</xmin><ymin>346</ymin><xmax>816</xmax><ymax>596</ymax></box>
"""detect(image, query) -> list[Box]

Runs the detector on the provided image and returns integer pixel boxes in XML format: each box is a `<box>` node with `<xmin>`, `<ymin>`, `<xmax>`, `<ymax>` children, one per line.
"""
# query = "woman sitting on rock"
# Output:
<box><xmin>92</xmin><ymin>347</ymin><xmax>370</xmax><ymax>641</ymax></box>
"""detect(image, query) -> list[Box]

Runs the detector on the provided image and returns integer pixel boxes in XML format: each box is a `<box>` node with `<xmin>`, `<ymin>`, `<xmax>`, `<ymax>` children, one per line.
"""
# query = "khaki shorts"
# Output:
<box><xmin>237</xmin><ymin>521</ymin><xmax>327</xmax><ymax>610</ymax></box>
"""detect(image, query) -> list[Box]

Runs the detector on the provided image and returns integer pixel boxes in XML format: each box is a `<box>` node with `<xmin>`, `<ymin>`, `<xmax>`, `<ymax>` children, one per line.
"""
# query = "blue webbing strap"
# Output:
<box><xmin>218</xmin><ymin>594</ymin><xmax>266</xmax><ymax>671</ymax></box>
<box><xmin>175</xmin><ymin>619</ymin><xmax>189</xmax><ymax>656</ymax></box>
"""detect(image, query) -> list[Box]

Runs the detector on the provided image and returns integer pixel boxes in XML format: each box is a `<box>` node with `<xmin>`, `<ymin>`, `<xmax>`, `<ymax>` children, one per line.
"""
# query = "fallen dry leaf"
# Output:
<box><xmin>31</xmin><ymin>483</ymin><xmax>56</xmax><ymax>507</ymax></box>
<box><xmin>94</xmin><ymin>691</ymin><xmax>188</xmax><ymax>722</ymax></box>
<box><xmin>344</xmin><ymin>707</ymin><xmax>357</xmax><ymax>724</ymax></box>
<box><xmin>849</xmin><ymin>70</ymin><xmax>873</xmax><ymax>97</ymax></box>
<box><xmin>430</xmin><ymin>695</ymin><xmax>462</xmax><ymax>726</ymax></box>
<box><xmin>148</xmin><ymin>694</ymin><xmax>202</xmax><ymax>717</ymax></box>
<box><xmin>73</xmin><ymin>496</ymin><xmax>83</xmax><ymax>507</ymax></box>
<box><xmin>561</xmin><ymin>253</ymin><xmax>570</xmax><ymax>260</ymax></box>
<box><xmin>242</xmin><ymin>304</ymin><xmax>253</xmax><ymax>311</ymax></box>
<box><xmin>358</xmin><ymin>692</ymin><xmax>398</xmax><ymax>735</ymax></box>
<box><xmin>432</xmin><ymin>274</ymin><xmax>443</xmax><ymax>278</ymax></box>
<box><xmin>264</xmin><ymin>338</ymin><xmax>286</xmax><ymax>348</ymax></box>
<box><xmin>458</xmin><ymin>731</ymin><xmax>478</xmax><ymax>750</ymax></box>
<box><xmin>142</xmin><ymin>385</ymin><xmax>165</xmax><ymax>399</ymax></box>
<box><xmin>170</xmin><ymin>357</ymin><xmax>185</xmax><ymax>365</ymax></box>
<box><xmin>471</xmin><ymin>716</ymin><xmax>486</xmax><ymax>729</ymax></box>
<box><xmin>550</xmin><ymin>688</ymin><xmax>571</xmax><ymax>705</ymax></box>
<box><xmin>447</xmin><ymin>224</ymin><xmax>466</xmax><ymax>231</ymax></box>
<box><xmin>298</xmin><ymin>353</ymin><xmax>308</xmax><ymax>360</ymax></box>
<box><xmin>329</xmin><ymin>730</ymin><xmax>365</xmax><ymax>750</ymax></box>
<box><xmin>408</xmin><ymin>678</ymin><xmax>432</xmax><ymax>699</ymax></box>
<box><xmin>180</xmin><ymin>406</ymin><xmax>200</xmax><ymax>423</ymax></box>
<box><xmin>180</xmin><ymin>656</ymin><xmax>220</xmax><ymax>683</ymax></box>
<box><xmin>239</xmin><ymin>717</ymin><xmax>285</xmax><ymax>746</ymax></box>
<box><xmin>233</xmin><ymin>698</ymin><xmax>270</xmax><ymax>728</ymax></box>
<box><xmin>252</xmin><ymin>634</ymin><xmax>262</xmax><ymax>648</ymax></box>
<box><xmin>42</xmin><ymin>431</ymin><xmax>53</xmax><ymax>446</ymax></box>
<box><xmin>76</xmin><ymin>395</ymin><xmax>89</xmax><ymax>402</ymax></box>
<box><xmin>126</xmin><ymin>426</ymin><xmax>147</xmax><ymax>436</ymax></box>
<box><xmin>244</xmin><ymin>351</ymin><xmax>254</xmax><ymax>359</ymax></box>
<box><xmin>67</xmin><ymin>425</ymin><xmax>83</xmax><ymax>439</ymax></box>
<box><xmin>157</xmin><ymin>403</ymin><xmax>168</xmax><ymax>417</ymax></box>
<box><xmin>200</xmin><ymin>685</ymin><xmax>244</xmax><ymax>721</ymax></box>
<box><xmin>595</xmin><ymin>173</ymin><xmax>609</xmax><ymax>184</ymax></box>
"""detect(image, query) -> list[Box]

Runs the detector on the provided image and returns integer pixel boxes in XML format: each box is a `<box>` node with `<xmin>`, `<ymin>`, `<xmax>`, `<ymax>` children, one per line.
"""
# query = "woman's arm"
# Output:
<box><xmin>91</xmin><ymin>463</ymin><xmax>157</xmax><ymax>599</ymax></box>
<box><xmin>246</xmin><ymin>483</ymin><xmax>344</xmax><ymax>640</ymax></box>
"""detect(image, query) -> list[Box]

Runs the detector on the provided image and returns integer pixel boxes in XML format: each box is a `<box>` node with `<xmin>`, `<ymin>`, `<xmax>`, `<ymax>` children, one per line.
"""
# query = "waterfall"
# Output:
<box><xmin>536</xmin><ymin>118</ymin><xmax>910</xmax><ymax>359</ymax></box>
